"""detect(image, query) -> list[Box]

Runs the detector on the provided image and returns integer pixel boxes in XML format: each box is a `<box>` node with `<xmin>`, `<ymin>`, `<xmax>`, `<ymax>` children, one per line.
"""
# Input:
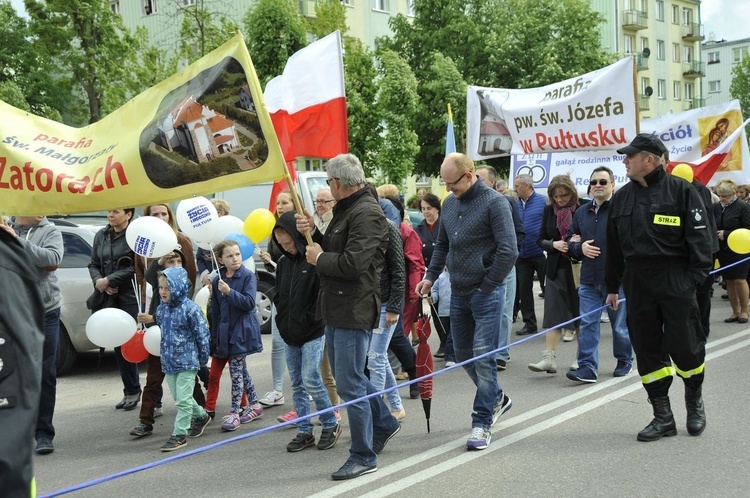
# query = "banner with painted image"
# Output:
<box><xmin>0</xmin><ymin>34</ymin><xmax>287</xmax><ymax>216</ymax></box>
<box><xmin>467</xmin><ymin>58</ymin><xmax>637</xmax><ymax>159</ymax></box>
<box><xmin>510</xmin><ymin>100</ymin><xmax>750</xmax><ymax>193</ymax></box>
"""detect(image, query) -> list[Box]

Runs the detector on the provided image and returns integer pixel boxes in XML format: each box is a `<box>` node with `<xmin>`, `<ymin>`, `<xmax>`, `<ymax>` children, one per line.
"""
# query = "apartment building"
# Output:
<box><xmin>702</xmin><ymin>36</ymin><xmax>750</xmax><ymax>106</ymax></box>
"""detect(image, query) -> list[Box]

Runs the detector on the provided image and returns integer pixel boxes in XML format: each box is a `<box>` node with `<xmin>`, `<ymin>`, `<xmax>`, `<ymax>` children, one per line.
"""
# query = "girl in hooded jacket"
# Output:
<box><xmin>208</xmin><ymin>240</ymin><xmax>264</xmax><ymax>431</ymax></box>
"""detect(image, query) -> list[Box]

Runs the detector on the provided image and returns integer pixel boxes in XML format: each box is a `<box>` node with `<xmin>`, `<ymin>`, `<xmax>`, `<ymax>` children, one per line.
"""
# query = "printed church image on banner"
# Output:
<box><xmin>157</xmin><ymin>96</ymin><xmax>240</xmax><ymax>163</ymax></box>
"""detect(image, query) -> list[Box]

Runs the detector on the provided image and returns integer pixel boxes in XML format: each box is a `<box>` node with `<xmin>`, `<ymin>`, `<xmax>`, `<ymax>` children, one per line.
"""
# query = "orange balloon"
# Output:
<box><xmin>121</xmin><ymin>330</ymin><xmax>149</xmax><ymax>363</ymax></box>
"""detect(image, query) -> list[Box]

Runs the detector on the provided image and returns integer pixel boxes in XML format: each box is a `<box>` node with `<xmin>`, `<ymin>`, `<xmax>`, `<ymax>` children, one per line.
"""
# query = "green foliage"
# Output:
<box><xmin>344</xmin><ymin>38</ymin><xmax>382</xmax><ymax>176</ymax></box>
<box><xmin>731</xmin><ymin>56</ymin><xmax>750</xmax><ymax>123</ymax></box>
<box><xmin>309</xmin><ymin>0</ymin><xmax>348</xmax><ymax>40</ymax></box>
<box><xmin>375</xmin><ymin>49</ymin><xmax>419</xmax><ymax>187</ymax></box>
<box><xmin>179</xmin><ymin>1</ymin><xmax>239</xmax><ymax>64</ymax></box>
<box><xmin>243</xmin><ymin>0</ymin><xmax>307</xmax><ymax>86</ymax></box>
<box><xmin>0</xmin><ymin>80</ymin><xmax>30</xmax><ymax>111</ymax></box>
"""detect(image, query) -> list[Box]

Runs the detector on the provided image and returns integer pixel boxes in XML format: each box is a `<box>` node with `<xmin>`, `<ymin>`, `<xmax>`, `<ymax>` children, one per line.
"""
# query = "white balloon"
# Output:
<box><xmin>176</xmin><ymin>197</ymin><xmax>219</xmax><ymax>243</ymax></box>
<box><xmin>143</xmin><ymin>325</ymin><xmax>162</xmax><ymax>356</ymax></box>
<box><xmin>126</xmin><ymin>216</ymin><xmax>178</xmax><ymax>258</ymax></box>
<box><xmin>243</xmin><ymin>258</ymin><xmax>256</xmax><ymax>272</ymax></box>
<box><xmin>85</xmin><ymin>308</ymin><xmax>137</xmax><ymax>349</ymax></box>
<box><xmin>210</xmin><ymin>215</ymin><xmax>245</xmax><ymax>246</ymax></box>
<box><xmin>194</xmin><ymin>285</ymin><xmax>211</xmax><ymax>311</ymax></box>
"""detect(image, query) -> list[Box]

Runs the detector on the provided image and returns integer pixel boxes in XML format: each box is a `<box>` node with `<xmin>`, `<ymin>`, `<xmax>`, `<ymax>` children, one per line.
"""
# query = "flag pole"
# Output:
<box><xmin>632</xmin><ymin>56</ymin><xmax>640</xmax><ymax>134</ymax></box>
<box><xmin>281</xmin><ymin>159</ymin><xmax>314</xmax><ymax>245</ymax></box>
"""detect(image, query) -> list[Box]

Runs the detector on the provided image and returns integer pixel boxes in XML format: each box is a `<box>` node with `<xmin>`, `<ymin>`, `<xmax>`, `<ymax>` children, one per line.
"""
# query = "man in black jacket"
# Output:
<box><xmin>297</xmin><ymin>153</ymin><xmax>400</xmax><ymax>481</ymax></box>
<box><xmin>0</xmin><ymin>222</ymin><xmax>44</xmax><ymax>497</ymax></box>
<box><xmin>606</xmin><ymin>134</ymin><xmax>712</xmax><ymax>442</ymax></box>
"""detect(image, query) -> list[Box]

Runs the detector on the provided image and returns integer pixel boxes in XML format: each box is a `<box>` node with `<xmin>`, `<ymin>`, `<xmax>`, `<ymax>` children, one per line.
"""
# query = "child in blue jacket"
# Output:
<box><xmin>156</xmin><ymin>266</ymin><xmax>211</xmax><ymax>452</ymax></box>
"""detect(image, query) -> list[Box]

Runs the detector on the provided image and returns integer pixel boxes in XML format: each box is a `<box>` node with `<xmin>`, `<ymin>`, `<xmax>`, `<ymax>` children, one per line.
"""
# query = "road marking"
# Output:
<box><xmin>310</xmin><ymin>329</ymin><xmax>750</xmax><ymax>497</ymax></box>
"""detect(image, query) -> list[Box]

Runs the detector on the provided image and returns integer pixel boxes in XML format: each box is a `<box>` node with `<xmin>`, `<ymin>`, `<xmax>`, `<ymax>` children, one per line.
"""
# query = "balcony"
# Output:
<box><xmin>636</xmin><ymin>53</ymin><xmax>649</xmax><ymax>70</ymax></box>
<box><xmin>683</xmin><ymin>61</ymin><xmax>705</xmax><ymax>78</ymax></box>
<box><xmin>298</xmin><ymin>0</ymin><xmax>317</xmax><ymax>17</ymax></box>
<box><xmin>682</xmin><ymin>23</ymin><xmax>705</xmax><ymax>41</ymax></box>
<box><xmin>684</xmin><ymin>98</ymin><xmax>706</xmax><ymax>110</ymax></box>
<box><xmin>622</xmin><ymin>10</ymin><xmax>648</xmax><ymax>30</ymax></box>
<box><xmin>639</xmin><ymin>95</ymin><xmax>650</xmax><ymax>111</ymax></box>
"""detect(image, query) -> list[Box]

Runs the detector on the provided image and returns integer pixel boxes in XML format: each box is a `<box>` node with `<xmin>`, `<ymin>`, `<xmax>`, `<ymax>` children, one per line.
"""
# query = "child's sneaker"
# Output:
<box><xmin>160</xmin><ymin>435</ymin><xmax>187</xmax><ymax>452</ymax></box>
<box><xmin>286</xmin><ymin>432</ymin><xmax>315</xmax><ymax>452</ymax></box>
<box><xmin>277</xmin><ymin>410</ymin><xmax>299</xmax><ymax>424</ymax></box>
<box><xmin>317</xmin><ymin>423</ymin><xmax>342</xmax><ymax>450</ymax></box>
<box><xmin>221</xmin><ymin>413</ymin><xmax>241</xmax><ymax>431</ymax></box>
<box><xmin>187</xmin><ymin>413</ymin><xmax>211</xmax><ymax>438</ymax></box>
<box><xmin>240</xmin><ymin>404</ymin><xmax>264</xmax><ymax>424</ymax></box>
<box><xmin>154</xmin><ymin>406</ymin><xmax>163</xmax><ymax>418</ymax></box>
<box><xmin>258</xmin><ymin>390</ymin><xmax>285</xmax><ymax>407</ymax></box>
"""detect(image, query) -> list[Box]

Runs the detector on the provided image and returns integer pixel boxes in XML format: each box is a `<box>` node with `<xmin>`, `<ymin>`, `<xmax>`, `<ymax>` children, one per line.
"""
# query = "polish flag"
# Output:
<box><xmin>667</xmin><ymin>118</ymin><xmax>750</xmax><ymax>185</ymax></box>
<box><xmin>264</xmin><ymin>31</ymin><xmax>348</xmax><ymax>210</ymax></box>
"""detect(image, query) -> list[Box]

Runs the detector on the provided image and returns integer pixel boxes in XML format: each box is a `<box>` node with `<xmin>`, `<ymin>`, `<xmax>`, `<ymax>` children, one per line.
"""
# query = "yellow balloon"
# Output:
<box><xmin>244</xmin><ymin>209</ymin><xmax>276</xmax><ymax>243</ymax></box>
<box><xmin>671</xmin><ymin>163</ymin><xmax>694</xmax><ymax>183</ymax></box>
<box><xmin>728</xmin><ymin>228</ymin><xmax>750</xmax><ymax>255</ymax></box>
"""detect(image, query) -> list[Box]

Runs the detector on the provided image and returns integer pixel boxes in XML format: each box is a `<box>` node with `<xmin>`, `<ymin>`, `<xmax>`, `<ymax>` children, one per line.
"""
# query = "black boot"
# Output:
<box><xmin>637</xmin><ymin>396</ymin><xmax>677</xmax><ymax>442</ymax></box>
<box><xmin>685</xmin><ymin>385</ymin><xmax>706</xmax><ymax>436</ymax></box>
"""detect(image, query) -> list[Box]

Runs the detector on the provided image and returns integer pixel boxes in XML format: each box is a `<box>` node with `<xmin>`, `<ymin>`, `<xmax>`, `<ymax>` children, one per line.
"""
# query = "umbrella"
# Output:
<box><xmin>414</xmin><ymin>299</ymin><xmax>434</xmax><ymax>432</ymax></box>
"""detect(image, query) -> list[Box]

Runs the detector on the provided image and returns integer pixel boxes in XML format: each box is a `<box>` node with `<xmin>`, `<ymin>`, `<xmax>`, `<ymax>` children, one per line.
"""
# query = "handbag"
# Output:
<box><xmin>86</xmin><ymin>289</ymin><xmax>109</xmax><ymax>312</ymax></box>
<box><xmin>571</xmin><ymin>261</ymin><xmax>581</xmax><ymax>289</ymax></box>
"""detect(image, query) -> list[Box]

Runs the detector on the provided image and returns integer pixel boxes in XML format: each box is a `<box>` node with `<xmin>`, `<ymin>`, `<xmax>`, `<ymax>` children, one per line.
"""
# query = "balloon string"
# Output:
<box><xmin>209</xmin><ymin>243</ymin><xmax>222</xmax><ymax>277</ymax></box>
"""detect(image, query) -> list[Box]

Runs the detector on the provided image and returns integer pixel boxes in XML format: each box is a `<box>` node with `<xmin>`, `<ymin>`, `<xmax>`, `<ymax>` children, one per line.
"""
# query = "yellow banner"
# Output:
<box><xmin>0</xmin><ymin>35</ymin><xmax>286</xmax><ymax>216</ymax></box>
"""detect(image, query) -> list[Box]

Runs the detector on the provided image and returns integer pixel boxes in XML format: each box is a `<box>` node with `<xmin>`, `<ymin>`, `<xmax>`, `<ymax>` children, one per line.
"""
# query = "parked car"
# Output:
<box><xmin>51</xmin><ymin>217</ymin><xmax>276</xmax><ymax>375</ymax></box>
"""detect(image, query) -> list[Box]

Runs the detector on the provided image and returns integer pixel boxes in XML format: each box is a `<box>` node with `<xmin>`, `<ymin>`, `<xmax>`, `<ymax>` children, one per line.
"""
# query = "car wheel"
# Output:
<box><xmin>256</xmin><ymin>279</ymin><xmax>275</xmax><ymax>335</ymax></box>
<box><xmin>57</xmin><ymin>324</ymin><xmax>78</xmax><ymax>376</ymax></box>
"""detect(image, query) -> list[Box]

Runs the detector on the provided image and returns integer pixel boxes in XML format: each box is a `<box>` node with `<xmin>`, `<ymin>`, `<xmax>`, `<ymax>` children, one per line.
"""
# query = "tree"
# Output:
<box><xmin>178</xmin><ymin>0</ymin><xmax>239</xmax><ymax>64</ymax></box>
<box><xmin>730</xmin><ymin>55</ymin><xmax>750</xmax><ymax>123</ymax></box>
<box><xmin>243</xmin><ymin>0</ymin><xmax>307</xmax><ymax>86</ymax></box>
<box><xmin>308</xmin><ymin>0</ymin><xmax>348</xmax><ymax>40</ymax></box>
<box><xmin>24</xmin><ymin>0</ymin><xmax>170</xmax><ymax>124</ymax></box>
<box><xmin>344</xmin><ymin>38</ymin><xmax>382</xmax><ymax>175</ymax></box>
<box><xmin>374</xmin><ymin>49</ymin><xmax>419</xmax><ymax>187</ymax></box>
<box><xmin>0</xmin><ymin>0</ymin><xmax>63</xmax><ymax>120</ymax></box>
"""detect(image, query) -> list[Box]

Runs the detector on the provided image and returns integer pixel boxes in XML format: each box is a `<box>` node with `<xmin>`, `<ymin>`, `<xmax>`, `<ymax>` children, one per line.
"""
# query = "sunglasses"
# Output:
<box><xmin>588</xmin><ymin>179</ymin><xmax>610</xmax><ymax>186</ymax></box>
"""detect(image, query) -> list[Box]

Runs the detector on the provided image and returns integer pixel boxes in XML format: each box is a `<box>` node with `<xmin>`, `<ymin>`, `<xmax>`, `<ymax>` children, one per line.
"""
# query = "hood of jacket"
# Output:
<box><xmin>378</xmin><ymin>198</ymin><xmax>401</xmax><ymax>226</ymax></box>
<box><xmin>162</xmin><ymin>266</ymin><xmax>190</xmax><ymax>307</ymax></box>
<box><xmin>272</xmin><ymin>210</ymin><xmax>306</xmax><ymax>260</ymax></box>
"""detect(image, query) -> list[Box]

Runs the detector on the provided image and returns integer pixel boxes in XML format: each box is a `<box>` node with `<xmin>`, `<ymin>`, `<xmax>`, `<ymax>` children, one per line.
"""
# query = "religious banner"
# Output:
<box><xmin>1</xmin><ymin>34</ymin><xmax>286</xmax><ymax>216</ymax></box>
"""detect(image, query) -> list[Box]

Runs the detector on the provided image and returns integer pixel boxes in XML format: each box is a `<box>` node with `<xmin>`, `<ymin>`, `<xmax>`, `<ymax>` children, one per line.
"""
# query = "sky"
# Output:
<box><xmin>702</xmin><ymin>0</ymin><xmax>750</xmax><ymax>42</ymax></box>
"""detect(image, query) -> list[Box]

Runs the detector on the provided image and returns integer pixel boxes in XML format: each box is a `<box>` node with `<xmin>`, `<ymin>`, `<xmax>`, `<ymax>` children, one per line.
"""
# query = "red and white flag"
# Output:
<box><xmin>264</xmin><ymin>31</ymin><xmax>348</xmax><ymax>210</ymax></box>
<box><xmin>668</xmin><ymin>118</ymin><xmax>750</xmax><ymax>185</ymax></box>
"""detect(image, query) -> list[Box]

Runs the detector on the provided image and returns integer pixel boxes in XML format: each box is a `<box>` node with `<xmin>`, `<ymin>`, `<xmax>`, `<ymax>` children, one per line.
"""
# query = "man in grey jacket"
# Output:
<box><xmin>2</xmin><ymin>216</ymin><xmax>63</xmax><ymax>455</ymax></box>
<box><xmin>417</xmin><ymin>152</ymin><xmax>517</xmax><ymax>451</ymax></box>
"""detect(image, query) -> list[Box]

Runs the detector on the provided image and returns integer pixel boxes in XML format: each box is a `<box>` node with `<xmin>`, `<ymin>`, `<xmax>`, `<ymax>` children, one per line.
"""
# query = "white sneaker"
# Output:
<box><xmin>154</xmin><ymin>406</ymin><xmax>164</xmax><ymax>418</ymax></box>
<box><xmin>258</xmin><ymin>390</ymin><xmax>285</xmax><ymax>407</ymax></box>
<box><xmin>466</xmin><ymin>427</ymin><xmax>491</xmax><ymax>451</ymax></box>
<box><xmin>570</xmin><ymin>359</ymin><xmax>579</xmax><ymax>371</ymax></box>
<box><xmin>444</xmin><ymin>361</ymin><xmax>456</xmax><ymax>368</ymax></box>
<box><xmin>600</xmin><ymin>311</ymin><xmax>610</xmax><ymax>323</ymax></box>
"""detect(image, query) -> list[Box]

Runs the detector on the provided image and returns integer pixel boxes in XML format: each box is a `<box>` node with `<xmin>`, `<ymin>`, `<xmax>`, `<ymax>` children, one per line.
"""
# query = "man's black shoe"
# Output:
<box><xmin>373</xmin><ymin>424</ymin><xmax>401</xmax><ymax>454</ymax></box>
<box><xmin>516</xmin><ymin>327</ymin><xmax>537</xmax><ymax>336</ymax></box>
<box><xmin>331</xmin><ymin>461</ymin><xmax>377</xmax><ymax>480</ymax></box>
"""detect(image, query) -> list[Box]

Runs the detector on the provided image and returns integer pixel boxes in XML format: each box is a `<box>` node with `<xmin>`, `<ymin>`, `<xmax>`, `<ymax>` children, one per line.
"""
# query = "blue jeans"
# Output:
<box><xmin>368</xmin><ymin>306</ymin><xmax>403</xmax><ymax>412</ymax></box>
<box><xmin>271</xmin><ymin>305</ymin><xmax>286</xmax><ymax>392</ymax></box>
<box><xmin>577</xmin><ymin>284</ymin><xmax>633</xmax><ymax>375</ymax></box>
<box><xmin>497</xmin><ymin>269</ymin><xmax>516</xmax><ymax>362</ymax></box>
<box><xmin>451</xmin><ymin>286</ymin><xmax>505</xmax><ymax>429</ymax></box>
<box><xmin>286</xmin><ymin>336</ymin><xmax>337</xmax><ymax>434</ymax></box>
<box><xmin>37</xmin><ymin>308</ymin><xmax>60</xmax><ymax>440</ymax></box>
<box><xmin>325</xmin><ymin>326</ymin><xmax>398</xmax><ymax>466</ymax></box>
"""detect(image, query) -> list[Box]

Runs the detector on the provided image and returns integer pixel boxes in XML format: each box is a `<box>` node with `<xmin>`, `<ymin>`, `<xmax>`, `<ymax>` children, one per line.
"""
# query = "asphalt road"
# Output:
<box><xmin>34</xmin><ymin>284</ymin><xmax>750</xmax><ymax>497</ymax></box>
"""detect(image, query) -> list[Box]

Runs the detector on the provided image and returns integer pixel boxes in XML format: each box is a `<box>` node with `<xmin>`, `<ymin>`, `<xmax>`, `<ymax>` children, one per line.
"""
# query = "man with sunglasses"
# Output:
<box><xmin>605</xmin><ymin>133</ymin><xmax>712</xmax><ymax>442</ymax></box>
<box><xmin>566</xmin><ymin>167</ymin><xmax>633</xmax><ymax>384</ymax></box>
<box><xmin>416</xmin><ymin>152</ymin><xmax>517</xmax><ymax>451</ymax></box>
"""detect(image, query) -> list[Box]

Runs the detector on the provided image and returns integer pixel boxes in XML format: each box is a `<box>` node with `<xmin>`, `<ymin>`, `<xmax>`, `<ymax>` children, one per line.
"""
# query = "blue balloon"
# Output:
<box><xmin>225</xmin><ymin>233</ymin><xmax>255</xmax><ymax>261</ymax></box>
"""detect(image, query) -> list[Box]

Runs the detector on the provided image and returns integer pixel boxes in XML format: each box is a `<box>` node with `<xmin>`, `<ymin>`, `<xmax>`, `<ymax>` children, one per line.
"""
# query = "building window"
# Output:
<box><xmin>304</xmin><ymin>159</ymin><xmax>325</xmax><ymax>172</ymax></box>
<box><xmin>673</xmin><ymin>81</ymin><xmax>680</xmax><ymax>100</ymax></box>
<box><xmin>671</xmin><ymin>5</ymin><xmax>679</xmax><ymax>24</ymax></box>
<box><xmin>657</xmin><ymin>79</ymin><xmax>666</xmax><ymax>99</ymax></box>
<box><xmin>734</xmin><ymin>47</ymin><xmax>748</xmax><ymax>63</ymax></box>
<box><xmin>407</xmin><ymin>0</ymin><xmax>415</xmax><ymax>16</ymax></box>
<box><xmin>672</xmin><ymin>43</ymin><xmax>680</xmax><ymax>62</ymax></box>
<box><xmin>640</xmin><ymin>37</ymin><xmax>649</xmax><ymax>52</ymax></box>
<box><xmin>683</xmin><ymin>45</ymin><xmax>693</xmax><ymax>63</ymax></box>
<box><xmin>685</xmin><ymin>83</ymin><xmax>694</xmax><ymax>100</ymax></box>
<box><xmin>707</xmin><ymin>51</ymin><xmax>720</xmax><ymax>64</ymax></box>
<box><xmin>624</xmin><ymin>35</ymin><xmax>635</xmax><ymax>54</ymax></box>
<box><xmin>143</xmin><ymin>0</ymin><xmax>157</xmax><ymax>15</ymax></box>
<box><xmin>341</xmin><ymin>0</ymin><xmax>351</xmax><ymax>5</ymax></box>
<box><xmin>655</xmin><ymin>0</ymin><xmax>664</xmax><ymax>21</ymax></box>
<box><xmin>682</xmin><ymin>7</ymin><xmax>692</xmax><ymax>26</ymax></box>
<box><xmin>373</xmin><ymin>0</ymin><xmax>389</xmax><ymax>12</ymax></box>
<box><xmin>656</xmin><ymin>40</ymin><xmax>665</xmax><ymax>60</ymax></box>
<box><xmin>110</xmin><ymin>1</ymin><xmax>120</xmax><ymax>14</ymax></box>
<box><xmin>708</xmin><ymin>80</ymin><xmax>721</xmax><ymax>93</ymax></box>
<box><xmin>641</xmin><ymin>77</ymin><xmax>650</xmax><ymax>95</ymax></box>
<box><xmin>182</xmin><ymin>0</ymin><xmax>196</xmax><ymax>6</ymax></box>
